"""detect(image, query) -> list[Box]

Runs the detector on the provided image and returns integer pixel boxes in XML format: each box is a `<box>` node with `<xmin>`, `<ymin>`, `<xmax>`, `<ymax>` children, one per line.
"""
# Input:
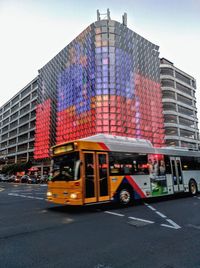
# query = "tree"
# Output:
<box><xmin>2</xmin><ymin>161</ymin><xmax>33</xmax><ymax>174</ymax></box>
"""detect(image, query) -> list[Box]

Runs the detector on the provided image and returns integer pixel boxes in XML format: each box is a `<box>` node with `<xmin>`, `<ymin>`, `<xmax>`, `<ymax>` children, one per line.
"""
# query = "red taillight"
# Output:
<box><xmin>75</xmin><ymin>182</ymin><xmax>80</xmax><ymax>186</ymax></box>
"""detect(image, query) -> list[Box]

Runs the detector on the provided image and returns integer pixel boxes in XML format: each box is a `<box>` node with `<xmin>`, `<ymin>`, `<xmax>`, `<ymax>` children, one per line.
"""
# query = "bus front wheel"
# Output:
<box><xmin>118</xmin><ymin>188</ymin><xmax>133</xmax><ymax>206</ymax></box>
<box><xmin>189</xmin><ymin>179</ymin><xmax>198</xmax><ymax>196</ymax></box>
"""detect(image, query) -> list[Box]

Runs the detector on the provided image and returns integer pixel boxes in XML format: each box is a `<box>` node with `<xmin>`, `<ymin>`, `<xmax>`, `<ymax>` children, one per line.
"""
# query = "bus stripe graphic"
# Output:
<box><xmin>126</xmin><ymin>175</ymin><xmax>146</xmax><ymax>198</ymax></box>
<box><xmin>98</xmin><ymin>142</ymin><xmax>110</xmax><ymax>151</ymax></box>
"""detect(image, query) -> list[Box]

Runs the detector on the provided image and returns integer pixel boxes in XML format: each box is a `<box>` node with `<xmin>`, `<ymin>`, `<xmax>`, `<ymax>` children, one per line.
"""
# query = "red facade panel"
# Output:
<box><xmin>34</xmin><ymin>99</ymin><xmax>51</xmax><ymax>159</ymax></box>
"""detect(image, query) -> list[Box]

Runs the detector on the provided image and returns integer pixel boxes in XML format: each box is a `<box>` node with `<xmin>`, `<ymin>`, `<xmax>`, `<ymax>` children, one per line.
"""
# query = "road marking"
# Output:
<box><xmin>145</xmin><ymin>203</ymin><xmax>181</xmax><ymax>230</ymax></box>
<box><xmin>187</xmin><ymin>224</ymin><xmax>200</xmax><ymax>230</ymax></box>
<box><xmin>34</xmin><ymin>197</ymin><xmax>44</xmax><ymax>200</ymax></box>
<box><xmin>155</xmin><ymin>211</ymin><xmax>167</xmax><ymax>218</ymax></box>
<box><xmin>8</xmin><ymin>193</ymin><xmax>45</xmax><ymax>200</ymax></box>
<box><xmin>162</xmin><ymin>219</ymin><xmax>181</xmax><ymax>230</ymax></box>
<box><xmin>144</xmin><ymin>203</ymin><xmax>156</xmax><ymax>211</ymax></box>
<box><xmin>128</xmin><ymin>216</ymin><xmax>154</xmax><ymax>224</ymax></box>
<box><xmin>0</xmin><ymin>187</ymin><xmax>5</xmax><ymax>192</ymax></box>
<box><xmin>105</xmin><ymin>211</ymin><xmax>154</xmax><ymax>225</ymax></box>
<box><xmin>105</xmin><ymin>211</ymin><xmax>124</xmax><ymax>217</ymax></box>
<box><xmin>193</xmin><ymin>196</ymin><xmax>200</xmax><ymax>200</ymax></box>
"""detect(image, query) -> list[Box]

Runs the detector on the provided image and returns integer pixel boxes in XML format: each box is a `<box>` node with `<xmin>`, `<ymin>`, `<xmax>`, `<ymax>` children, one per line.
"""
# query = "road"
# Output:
<box><xmin>1</xmin><ymin>182</ymin><xmax>200</xmax><ymax>268</ymax></box>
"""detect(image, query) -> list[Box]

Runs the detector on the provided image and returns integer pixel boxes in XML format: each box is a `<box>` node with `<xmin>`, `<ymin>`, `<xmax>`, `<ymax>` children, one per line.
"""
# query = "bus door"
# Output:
<box><xmin>170</xmin><ymin>157</ymin><xmax>184</xmax><ymax>193</ymax></box>
<box><xmin>83</xmin><ymin>152</ymin><xmax>109</xmax><ymax>204</ymax></box>
<box><xmin>96</xmin><ymin>152</ymin><xmax>109</xmax><ymax>202</ymax></box>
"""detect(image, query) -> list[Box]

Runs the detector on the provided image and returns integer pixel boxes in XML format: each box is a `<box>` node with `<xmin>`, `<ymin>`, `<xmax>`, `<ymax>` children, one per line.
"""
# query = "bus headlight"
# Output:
<box><xmin>70</xmin><ymin>193</ymin><xmax>77</xmax><ymax>199</ymax></box>
<box><xmin>47</xmin><ymin>191</ymin><xmax>52</xmax><ymax>197</ymax></box>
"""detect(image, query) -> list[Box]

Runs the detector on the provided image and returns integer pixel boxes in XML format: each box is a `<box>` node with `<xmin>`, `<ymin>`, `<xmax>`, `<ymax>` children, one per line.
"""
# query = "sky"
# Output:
<box><xmin>0</xmin><ymin>0</ymin><xmax>200</xmax><ymax>121</ymax></box>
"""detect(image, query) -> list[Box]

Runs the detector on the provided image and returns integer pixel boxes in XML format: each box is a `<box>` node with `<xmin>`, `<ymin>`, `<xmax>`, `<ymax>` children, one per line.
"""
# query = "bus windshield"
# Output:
<box><xmin>52</xmin><ymin>152</ymin><xmax>80</xmax><ymax>181</ymax></box>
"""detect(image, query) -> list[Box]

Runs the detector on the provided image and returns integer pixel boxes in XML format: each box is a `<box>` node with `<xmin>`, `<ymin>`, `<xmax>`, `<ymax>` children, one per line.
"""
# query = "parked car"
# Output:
<box><xmin>14</xmin><ymin>176</ymin><xmax>21</xmax><ymax>183</ymax></box>
<box><xmin>8</xmin><ymin>175</ymin><xmax>16</xmax><ymax>182</ymax></box>
<box><xmin>1</xmin><ymin>175</ymin><xmax>9</xmax><ymax>182</ymax></box>
<box><xmin>21</xmin><ymin>175</ymin><xmax>30</xmax><ymax>183</ymax></box>
<box><xmin>0</xmin><ymin>174</ymin><xmax>8</xmax><ymax>182</ymax></box>
<box><xmin>28</xmin><ymin>176</ymin><xmax>37</xmax><ymax>184</ymax></box>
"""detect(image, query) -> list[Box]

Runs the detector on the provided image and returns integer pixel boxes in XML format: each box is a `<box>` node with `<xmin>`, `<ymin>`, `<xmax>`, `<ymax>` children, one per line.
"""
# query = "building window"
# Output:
<box><xmin>177</xmin><ymin>94</ymin><xmax>193</xmax><ymax>106</ymax></box>
<box><xmin>162</xmin><ymin>90</ymin><xmax>176</xmax><ymax>100</ymax></box>
<box><xmin>20</xmin><ymin>95</ymin><xmax>31</xmax><ymax>107</ymax></box>
<box><xmin>161</xmin><ymin>79</ymin><xmax>174</xmax><ymax>87</ymax></box>
<box><xmin>164</xmin><ymin>115</ymin><xmax>177</xmax><ymax>124</ymax></box>
<box><xmin>179</xmin><ymin>117</ymin><xmax>194</xmax><ymax>128</ymax></box>
<box><xmin>165</xmin><ymin>127</ymin><xmax>178</xmax><ymax>136</ymax></box>
<box><xmin>180</xmin><ymin>129</ymin><xmax>195</xmax><ymax>139</ymax></box>
<box><xmin>21</xmin><ymin>86</ymin><xmax>31</xmax><ymax>98</ymax></box>
<box><xmin>176</xmin><ymin>82</ymin><xmax>192</xmax><ymax>96</ymax></box>
<box><xmin>160</xmin><ymin>68</ymin><xmax>174</xmax><ymax>76</ymax></box>
<box><xmin>178</xmin><ymin>105</ymin><xmax>193</xmax><ymax>116</ymax></box>
<box><xmin>11</xmin><ymin>95</ymin><xmax>19</xmax><ymax>105</ymax></box>
<box><xmin>163</xmin><ymin>102</ymin><xmax>176</xmax><ymax>111</ymax></box>
<box><xmin>175</xmin><ymin>71</ymin><xmax>190</xmax><ymax>85</ymax></box>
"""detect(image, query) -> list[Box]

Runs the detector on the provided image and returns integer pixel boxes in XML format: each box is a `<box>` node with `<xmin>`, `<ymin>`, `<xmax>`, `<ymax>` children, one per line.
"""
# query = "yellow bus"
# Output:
<box><xmin>47</xmin><ymin>134</ymin><xmax>200</xmax><ymax>206</ymax></box>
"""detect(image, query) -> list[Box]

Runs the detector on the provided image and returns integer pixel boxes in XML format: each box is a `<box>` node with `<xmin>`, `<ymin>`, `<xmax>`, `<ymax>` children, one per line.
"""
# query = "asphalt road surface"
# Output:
<box><xmin>1</xmin><ymin>182</ymin><xmax>200</xmax><ymax>268</ymax></box>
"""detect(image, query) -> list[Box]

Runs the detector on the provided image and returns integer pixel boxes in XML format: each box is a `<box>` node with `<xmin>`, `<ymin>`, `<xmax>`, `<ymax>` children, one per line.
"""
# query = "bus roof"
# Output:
<box><xmin>53</xmin><ymin>134</ymin><xmax>200</xmax><ymax>158</ymax></box>
<box><xmin>81</xmin><ymin>134</ymin><xmax>153</xmax><ymax>147</ymax></box>
<box><xmin>81</xmin><ymin>134</ymin><xmax>200</xmax><ymax>157</ymax></box>
<box><xmin>80</xmin><ymin>134</ymin><xmax>154</xmax><ymax>153</ymax></box>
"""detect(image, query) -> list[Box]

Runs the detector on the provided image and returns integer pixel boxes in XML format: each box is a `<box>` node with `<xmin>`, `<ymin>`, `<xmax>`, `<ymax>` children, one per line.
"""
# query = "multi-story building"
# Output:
<box><xmin>160</xmin><ymin>58</ymin><xmax>199</xmax><ymax>149</ymax></box>
<box><xmin>34</xmin><ymin>10</ymin><xmax>165</xmax><ymax>162</ymax></box>
<box><xmin>0</xmin><ymin>78</ymin><xmax>38</xmax><ymax>169</ymax></box>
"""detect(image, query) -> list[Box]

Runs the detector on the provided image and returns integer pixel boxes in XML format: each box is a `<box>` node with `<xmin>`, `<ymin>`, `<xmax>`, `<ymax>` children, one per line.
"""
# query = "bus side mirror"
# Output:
<box><xmin>74</xmin><ymin>160</ymin><xmax>81</xmax><ymax>181</ymax></box>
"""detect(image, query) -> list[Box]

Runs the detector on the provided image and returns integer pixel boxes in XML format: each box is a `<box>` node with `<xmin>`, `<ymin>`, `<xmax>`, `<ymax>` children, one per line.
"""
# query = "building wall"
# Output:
<box><xmin>0</xmin><ymin>78</ymin><xmax>38</xmax><ymax>166</ymax></box>
<box><xmin>160</xmin><ymin>58</ymin><xmax>199</xmax><ymax>149</ymax></box>
<box><xmin>34</xmin><ymin>18</ymin><xmax>165</xmax><ymax>161</ymax></box>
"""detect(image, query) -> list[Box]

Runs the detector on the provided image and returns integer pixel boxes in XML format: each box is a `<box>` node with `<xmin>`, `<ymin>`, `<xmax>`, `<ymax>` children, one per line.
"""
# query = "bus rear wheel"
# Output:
<box><xmin>118</xmin><ymin>188</ymin><xmax>133</xmax><ymax>206</ymax></box>
<box><xmin>189</xmin><ymin>179</ymin><xmax>198</xmax><ymax>196</ymax></box>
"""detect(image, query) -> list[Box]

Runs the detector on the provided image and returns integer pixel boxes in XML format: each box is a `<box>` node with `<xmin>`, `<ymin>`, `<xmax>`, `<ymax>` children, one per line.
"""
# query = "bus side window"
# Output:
<box><xmin>164</xmin><ymin>156</ymin><xmax>171</xmax><ymax>173</ymax></box>
<box><xmin>123</xmin><ymin>165</ymin><xmax>131</xmax><ymax>175</ymax></box>
<box><xmin>109</xmin><ymin>152</ymin><xmax>148</xmax><ymax>175</ymax></box>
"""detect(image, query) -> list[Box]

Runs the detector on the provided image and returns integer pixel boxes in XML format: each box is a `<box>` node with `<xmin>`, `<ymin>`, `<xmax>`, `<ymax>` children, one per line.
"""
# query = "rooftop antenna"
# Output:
<box><xmin>97</xmin><ymin>9</ymin><xmax>100</xmax><ymax>21</ymax></box>
<box><xmin>107</xmin><ymin>8</ymin><xmax>111</xmax><ymax>20</ymax></box>
<box><xmin>96</xmin><ymin>9</ymin><xmax>111</xmax><ymax>20</ymax></box>
<box><xmin>122</xmin><ymin>12</ymin><xmax>127</xmax><ymax>26</ymax></box>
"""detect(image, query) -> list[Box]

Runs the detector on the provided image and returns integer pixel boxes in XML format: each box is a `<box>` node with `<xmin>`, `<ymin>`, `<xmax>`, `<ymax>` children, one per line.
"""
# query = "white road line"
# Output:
<box><xmin>145</xmin><ymin>202</ymin><xmax>181</xmax><ymax>230</ymax></box>
<box><xmin>105</xmin><ymin>211</ymin><xmax>125</xmax><ymax>217</ymax></box>
<box><xmin>8</xmin><ymin>193</ymin><xmax>45</xmax><ymax>200</ymax></box>
<box><xmin>161</xmin><ymin>224</ymin><xmax>178</xmax><ymax>229</ymax></box>
<box><xmin>34</xmin><ymin>197</ymin><xmax>45</xmax><ymax>200</ymax></box>
<box><xmin>128</xmin><ymin>216</ymin><xmax>154</xmax><ymax>224</ymax></box>
<box><xmin>144</xmin><ymin>203</ymin><xmax>156</xmax><ymax>211</ymax></box>
<box><xmin>155</xmin><ymin>211</ymin><xmax>167</xmax><ymax>218</ymax></box>
<box><xmin>193</xmin><ymin>196</ymin><xmax>200</xmax><ymax>200</ymax></box>
<box><xmin>165</xmin><ymin>219</ymin><xmax>181</xmax><ymax>229</ymax></box>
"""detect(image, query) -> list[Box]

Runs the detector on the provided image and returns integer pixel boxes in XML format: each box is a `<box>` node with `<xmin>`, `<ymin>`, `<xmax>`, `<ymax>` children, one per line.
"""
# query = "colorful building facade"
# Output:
<box><xmin>34</xmin><ymin>16</ymin><xmax>165</xmax><ymax>160</ymax></box>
